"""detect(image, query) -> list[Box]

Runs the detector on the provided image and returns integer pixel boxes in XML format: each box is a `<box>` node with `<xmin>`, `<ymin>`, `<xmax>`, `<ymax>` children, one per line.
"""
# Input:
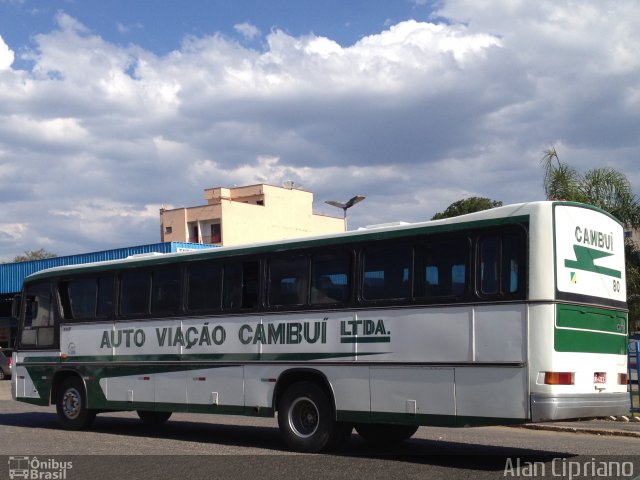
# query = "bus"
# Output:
<box><xmin>11</xmin><ymin>201</ymin><xmax>630</xmax><ymax>452</ymax></box>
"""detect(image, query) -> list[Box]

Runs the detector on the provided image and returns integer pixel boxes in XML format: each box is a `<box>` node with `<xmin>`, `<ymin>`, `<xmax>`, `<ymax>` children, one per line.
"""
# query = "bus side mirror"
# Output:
<box><xmin>11</xmin><ymin>295</ymin><xmax>21</xmax><ymax>319</ymax></box>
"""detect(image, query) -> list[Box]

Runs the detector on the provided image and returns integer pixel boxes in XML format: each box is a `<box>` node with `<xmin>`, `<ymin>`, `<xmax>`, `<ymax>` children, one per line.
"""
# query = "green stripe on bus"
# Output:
<box><xmin>340</xmin><ymin>337</ymin><xmax>391</xmax><ymax>343</ymax></box>
<box><xmin>554</xmin><ymin>329</ymin><xmax>627</xmax><ymax>355</ymax></box>
<box><xmin>556</xmin><ymin>304</ymin><xmax>627</xmax><ymax>334</ymax></box>
<box><xmin>22</xmin><ymin>351</ymin><xmax>382</xmax><ymax>364</ymax></box>
<box><xmin>555</xmin><ymin>304</ymin><xmax>627</xmax><ymax>354</ymax></box>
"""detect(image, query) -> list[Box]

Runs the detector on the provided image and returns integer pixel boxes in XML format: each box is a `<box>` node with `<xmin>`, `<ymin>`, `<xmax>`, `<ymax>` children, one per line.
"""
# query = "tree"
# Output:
<box><xmin>12</xmin><ymin>249</ymin><xmax>58</xmax><ymax>263</ymax></box>
<box><xmin>542</xmin><ymin>147</ymin><xmax>640</xmax><ymax>332</ymax></box>
<box><xmin>431</xmin><ymin>197</ymin><xmax>503</xmax><ymax>220</ymax></box>
<box><xmin>625</xmin><ymin>242</ymin><xmax>640</xmax><ymax>333</ymax></box>
<box><xmin>541</xmin><ymin>147</ymin><xmax>640</xmax><ymax>228</ymax></box>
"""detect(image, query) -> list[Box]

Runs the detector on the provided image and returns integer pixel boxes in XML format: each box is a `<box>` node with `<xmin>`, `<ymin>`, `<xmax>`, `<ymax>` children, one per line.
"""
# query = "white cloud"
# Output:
<box><xmin>234</xmin><ymin>22</ymin><xmax>261</xmax><ymax>40</ymax></box>
<box><xmin>0</xmin><ymin>223</ymin><xmax>27</xmax><ymax>242</ymax></box>
<box><xmin>0</xmin><ymin>35</ymin><xmax>14</xmax><ymax>70</ymax></box>
<box><xmin>0</xmin><ymin>1</ymin><xmax>639</xmax><ymax>260</ymax></box>
<box><xmin>116</xmin><ymin>21</ymin><xmax>144</xmax><ymax>35</ymax></box>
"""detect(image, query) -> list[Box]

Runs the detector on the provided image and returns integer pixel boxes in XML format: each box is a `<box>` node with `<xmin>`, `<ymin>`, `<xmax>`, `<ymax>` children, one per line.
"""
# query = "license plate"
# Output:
<box><xmin>594</xmin><ymin>372</ymin><xmax>606</xmax><ymax>384</ymax></box>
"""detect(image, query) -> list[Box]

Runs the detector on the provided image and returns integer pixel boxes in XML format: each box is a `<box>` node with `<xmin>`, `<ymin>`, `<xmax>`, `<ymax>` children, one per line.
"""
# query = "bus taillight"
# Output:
<box><xmin>618</xmin><ymin>373</ymin><xmax>628</xmax><ymax>385</ymax></box>
<box><xmin>544</xmin><ymin>372</ymin><xmax>574</xmax><ymax>385</ymax></box>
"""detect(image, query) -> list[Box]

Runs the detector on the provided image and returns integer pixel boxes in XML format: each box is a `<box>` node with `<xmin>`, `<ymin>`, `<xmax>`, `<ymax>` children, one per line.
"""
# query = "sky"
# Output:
<box><xmin>0</xmin><ymin>0</ymin><xmax>639</xmax><ymax>260</ymax></box>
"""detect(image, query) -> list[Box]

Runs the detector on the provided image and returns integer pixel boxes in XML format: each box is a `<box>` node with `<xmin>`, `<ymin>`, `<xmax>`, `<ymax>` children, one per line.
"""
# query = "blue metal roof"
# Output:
<box><xmin>0</xmin><ymin>242</ymin><xmax>215</xmax><ymax>294</ymax></box>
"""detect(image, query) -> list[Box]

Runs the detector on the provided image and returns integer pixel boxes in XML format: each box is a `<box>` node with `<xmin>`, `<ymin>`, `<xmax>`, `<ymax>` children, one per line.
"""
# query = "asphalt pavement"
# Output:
<box><xmin>2</xmin><ymin>380</ymin><xmax>638</xmax><ymax>439</ymax></box>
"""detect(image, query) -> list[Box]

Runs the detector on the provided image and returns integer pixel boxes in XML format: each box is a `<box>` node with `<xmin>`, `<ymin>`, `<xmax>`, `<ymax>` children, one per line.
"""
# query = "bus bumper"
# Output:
<box><xmin>530</xmin><ymin>392</ymin><xmax>630</xmax><ymax>422</ymax></box>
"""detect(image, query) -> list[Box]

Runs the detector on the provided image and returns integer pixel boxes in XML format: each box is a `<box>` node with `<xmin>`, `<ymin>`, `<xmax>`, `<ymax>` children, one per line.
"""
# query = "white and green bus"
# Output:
<box><xmin>11</xmin><ymin>201</ymin><xmax>630</xmax><ymax>452</ymax></box>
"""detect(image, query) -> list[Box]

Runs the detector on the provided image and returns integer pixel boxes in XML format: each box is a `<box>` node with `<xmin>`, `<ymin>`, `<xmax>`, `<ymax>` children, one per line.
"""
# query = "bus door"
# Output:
<box><xmin>14</xmin><ymin>281</ymin><xmax>58</xmax><ymax>400</ymax></box>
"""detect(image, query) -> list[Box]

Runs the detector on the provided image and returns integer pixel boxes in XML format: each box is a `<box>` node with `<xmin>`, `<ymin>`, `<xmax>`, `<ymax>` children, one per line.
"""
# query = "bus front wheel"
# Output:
<box><xmin>277</xmin><ymin>381</ymin><xmax>351</xmax><ymax>453</ymax></box>
<box><xmin>55</xmin><ymin>376</ymin><xmax>96</xmax><ymax>431</ymax></box>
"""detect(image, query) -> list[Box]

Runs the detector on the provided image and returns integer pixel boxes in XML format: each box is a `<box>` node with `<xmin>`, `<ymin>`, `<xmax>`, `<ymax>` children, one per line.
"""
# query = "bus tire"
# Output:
<box><xmin>277</xmin><ymin>381</ymin><xmax>351</xmax><ymax>453</ymax></box>
<box><xmin>355</xmin><ymin>424</ymin><xmax>418</xmax><ymax>444</ymax></box>
<box><xmin>137</xmin><ymin>410</ymin><xmax>172</xmax><ymax>426</ymax></box>
<box><xmin>55</xmin><ymin>376</ymin><xmax>96</xmax><ymax>431</ymax></box>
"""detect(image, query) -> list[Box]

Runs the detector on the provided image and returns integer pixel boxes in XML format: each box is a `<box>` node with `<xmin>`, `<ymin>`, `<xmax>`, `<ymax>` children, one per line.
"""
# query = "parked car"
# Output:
<box><xmin>0</xmin><ymin>350</ymin><xmax>11</xmax><ymax>380</ymax></box>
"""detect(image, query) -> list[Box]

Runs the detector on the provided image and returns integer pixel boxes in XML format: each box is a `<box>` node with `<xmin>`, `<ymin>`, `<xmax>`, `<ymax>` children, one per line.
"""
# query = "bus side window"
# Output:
<box><xmin>223</xmin><ymin>261</ymin><xmax>260</xmax><ymax>310</ymax></box>
<box><xmin>119</xmin><ymin>271</ymin><xmax>151</xmax><ymax>316</ymax></box>
<box><xmin>96</xmin><ymin>276</ymin><xmax>115</xmax><ymax>318</ymax></box>
<box><xmin>21</xmin><ymin>282</ymin><xmax>55</xmax><ymax>347</ymax></box>
<box><xmin>480</xmin><ymin>237</ymin><xmax>499</xmax><ymax>295</ymax></box>
<box><xmin>362</xmin><ymin>245</ymin><xmax>412</xmax><ymax>301</ymax></box>
<box><xmin>151</xmin><ymin>267</ymin><xmax>180</xmax><ymax>315</ymax></box>
<box><xmin>58</xmin><ymin>281</ymin><xmax>73</xmax><ymax>320</ymax></box>
<box><xmin>187</xmin><ymin>262</ymin><xmax>223</xmax><ymax>311</ymax></box>
<box><xmin>269</xmin><ymin>256</ymin><xmax>309</xmax><ymax>306</ymax></box>
<box><xmin>479</xmin><ymin>232</ymin><xmax>523</xmax><ymax>297</ymax></box>
<box><xmin>68</xmin><ymin>278</ymin><xmax>98</xmax><ymax>320</ymax></box>
<box><xmin>502</xmin><ymin>234</ymin><xmax>520</xmax><ymax>294</ymax></box>
<box><xmin>415</xmin><ymin>238</ymin><xmax>469</xmax><ymax>299</ymax></box>
<box><xmin>310</xmin><ymin>251</ymin><xmax>351</xmax><ymax>304</ymax></box>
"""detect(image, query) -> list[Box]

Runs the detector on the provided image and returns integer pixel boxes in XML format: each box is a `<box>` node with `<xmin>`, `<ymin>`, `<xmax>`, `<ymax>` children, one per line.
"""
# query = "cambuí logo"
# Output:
<box><xmin>564</xmin><ymin>245</ymin><xmax>621</xmax><ymax>279</ymax></box>
<box><xmin>564</xmin><ymin>226</ymin><xmax>621</xmax><ymax>279</ymax></box>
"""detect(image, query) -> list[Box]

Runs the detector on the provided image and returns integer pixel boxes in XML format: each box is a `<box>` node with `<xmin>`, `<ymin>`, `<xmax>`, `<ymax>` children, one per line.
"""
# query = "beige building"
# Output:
<box><xmin>160</xmin><ymin>184</ymin><xmax>344</xmax><ymax>246</ymax></box>
<box><xmin>626</xmin><ymin>228</ymin><xmax>640</xmax><ymax>249</ymax></box>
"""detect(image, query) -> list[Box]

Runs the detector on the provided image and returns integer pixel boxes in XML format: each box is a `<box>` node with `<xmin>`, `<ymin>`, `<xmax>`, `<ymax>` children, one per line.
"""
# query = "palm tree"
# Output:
<box><xmin>541</xmin><ymin>147</ymin><xmax>640</xmax><ymax>229</ymax></box>
<box><xmin>541</xmin><ymin>147</ymin><xmax>584</xmax><ymax>203</ymax></box>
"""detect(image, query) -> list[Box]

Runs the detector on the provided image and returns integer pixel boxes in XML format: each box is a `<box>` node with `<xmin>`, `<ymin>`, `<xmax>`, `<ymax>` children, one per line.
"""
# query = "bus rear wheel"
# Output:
<box><xmin>137</xmin><ymin>410</ymin><xmax>172</xmax><ymax>426</ymax></box>
<box><xmin>355</xmin><ymin>424</ymin><xmax>418</xmax><ymax>444</ymax></box>
<box><xmin>277</xmin><ymin>381</ymin><xmax>351</xmax><ymax>453</ymax></box>
<box><xmin>55</xmin><ymin>376</ymin><xmax>96</xmax><ymax>431</ymax></box>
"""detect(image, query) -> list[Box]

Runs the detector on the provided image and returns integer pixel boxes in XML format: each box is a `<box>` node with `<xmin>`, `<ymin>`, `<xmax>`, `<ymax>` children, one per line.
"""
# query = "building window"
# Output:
<box><xmin>165</xmin><ymin>226</ymin><xmax>173</xmax><ymax>234</ymax></box>
<box><xmin>211</xmin><ymin>223</ymin><xmax>221</xmax><ymax>243</ymax></box>
<box><xmin>188</xmin><ymin>223</ymin><xmax>199</xmax><ymax>243</ymax></box>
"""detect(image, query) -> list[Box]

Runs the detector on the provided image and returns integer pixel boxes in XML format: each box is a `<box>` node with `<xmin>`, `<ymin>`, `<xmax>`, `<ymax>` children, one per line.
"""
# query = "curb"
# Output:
<box><xmin>515</xmin><ymin>424</ymin><xmax>640</xmax><ymax>439</ymax></box>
